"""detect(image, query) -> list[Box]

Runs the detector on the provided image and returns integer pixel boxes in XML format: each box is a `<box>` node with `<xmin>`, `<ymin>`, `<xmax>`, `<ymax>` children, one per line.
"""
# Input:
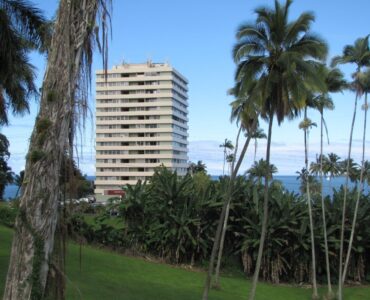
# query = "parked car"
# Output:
<box><xmin>78</xmin><ymin>197</ymin><xmax>89</xmax><ymax>203</ymax></box>
<box><xmin>87</xmin><ymin>195</ymin><xmax>96</xmax><ymax>203</ymax></box>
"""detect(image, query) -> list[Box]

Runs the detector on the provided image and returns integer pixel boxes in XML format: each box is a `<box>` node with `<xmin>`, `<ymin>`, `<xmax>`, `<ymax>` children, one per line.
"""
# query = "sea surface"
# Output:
<box><xmin>3</xmin><ymin>175</ymin><xmax>369</xmax><ymax>200</ymax></box>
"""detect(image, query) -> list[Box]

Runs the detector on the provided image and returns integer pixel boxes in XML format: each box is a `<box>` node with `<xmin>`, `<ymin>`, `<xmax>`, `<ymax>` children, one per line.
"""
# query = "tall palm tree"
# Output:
<box><xmin>202</xmin><ymin>81</ymin><xmax>260</xmax><ymax>299</ymax></box>
<box><xmin>363</xmin><ymin>160</ymin><xmax>370</xmax><ymax>185</ymax></box>
<box><xmin>324</xmin><ymin>153</ymin><xmax>342</xmax><ymax>181</ymax></box>
<box><xmin>332</xmin><ymin>35</ymin><xmax>370</xmax><ymax>299</ymax></box>
<box><xmin>343</xmin><ymin>68</ymin><xmax>370</xmax><ymax>282</ymax></box>
<box><xmin>219</xmin><ymin>139</ymin><xmax>234</xmax><ymax>175</ymax></box>
<box><xmin>232</xmin><ymin>1</ymin><xmax>327</xmax><ymax>298</ymax></box>
<box><xmin>340</xmin><ymin>158</ymin><xmax>360</xmax><ymax>183</ymax></box>
<box><xmin>299</xmin><ymin>116</ymin><xmax>319</xmax><ymax>298</ymax></box>
<box><xmin>247</xmin><ymin>158</ymin><xmax>277</xmax><ymax>184</ymax></box>
<box><xmin>250</xmin><ymin>128</ymin><xmax>266</xmax><ymax>162</ymax></box>
<box><xmin>3</xmin><ymin>1</ymin><xmax>111</xmax><ymax>298</ymax></box>
<box><xmin>309</xmin><ymin>66</ymin><xmax>346</xmax><ymax>298</ymax></box>
<box><xmin>0</xmin><ymin>0</ymin><xmax>50</xmax><ymax>125</ymax></box>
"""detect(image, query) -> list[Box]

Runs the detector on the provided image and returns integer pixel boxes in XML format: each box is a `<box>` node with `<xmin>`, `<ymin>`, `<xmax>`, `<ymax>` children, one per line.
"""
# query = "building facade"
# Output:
<box><xmin>95</xmin><ymin>62</ymin><xmax>189</xmax><ymax>195</ymax></box>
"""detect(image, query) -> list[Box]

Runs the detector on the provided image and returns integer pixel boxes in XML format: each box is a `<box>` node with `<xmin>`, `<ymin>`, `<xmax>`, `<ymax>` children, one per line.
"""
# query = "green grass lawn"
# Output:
<box><xmin>0</xmin><ymin>225</ymin><xmax>369</xmax><ymax>299</ymax></box>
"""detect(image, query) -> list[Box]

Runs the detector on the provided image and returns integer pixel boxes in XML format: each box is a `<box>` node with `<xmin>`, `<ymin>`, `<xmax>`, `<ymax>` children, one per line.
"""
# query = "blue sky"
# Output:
<box><xmin>3</xmin><ymin>0</ymin><xmax>370</xmax><ymax>175</ymax></box>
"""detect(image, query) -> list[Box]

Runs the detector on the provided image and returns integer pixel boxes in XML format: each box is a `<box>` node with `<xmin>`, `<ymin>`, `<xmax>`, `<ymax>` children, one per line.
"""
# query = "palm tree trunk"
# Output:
<box><xmin>214</xmin><ymin>126</ymin><xmax>242</xmax><ymax>288</ymax></box>
<box><xmin>338</xmin><ymin>93</ymin><xmax>359</xmax><ymax>300</ymax></box>
<box><xmin>213</xmin><ymin>201</ymin><xmax>230</xmax><ymax>289</ymax></box>
<box><xmin>248</xmin><ymin>114</ymin><xmax>273</xmax><ymax>300</ymax></box>
<box><xmin>202</xmin><ymin>125</ymin><xmax>255</xmax><ymax>300</ymax></box>
<box><xmin>304</xmin><ymin>114</ymin><xmax>318</xmax><ymax>299</ymax></box>
<box><xmin>320</xmin><ymin>113</ymin><xmax>333</xmax><ymax>297</ymax></box>
<box><xmin>222</xmin><ymin>149</ymin><xmax>226</xmax><ymax>176</ymax></box>
<box><xmin>3</xmin><ymin>1</ymin><xmax>102</xmax><ymax>299</ymax></box>
<box><xmin>14</xmin><ymin>186</ymin><xmax>21</xmax><ymax>198</ymax></box>
<box><xmin>342</xmin><ymin>92</ymin><xmax>368</xmax><ymax>282</ymax></box>
<box><xmin>254</xmin><ymin>139</ymin><xmax>257</xmax><ymax>162</ymax></box>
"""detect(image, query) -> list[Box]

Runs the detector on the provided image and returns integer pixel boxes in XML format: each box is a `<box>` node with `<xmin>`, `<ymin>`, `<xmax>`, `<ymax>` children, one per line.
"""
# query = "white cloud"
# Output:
<box><xmin>7</xmin><ymin>138</ymin><xmax>369</xmax><ymax>176</ymax></box>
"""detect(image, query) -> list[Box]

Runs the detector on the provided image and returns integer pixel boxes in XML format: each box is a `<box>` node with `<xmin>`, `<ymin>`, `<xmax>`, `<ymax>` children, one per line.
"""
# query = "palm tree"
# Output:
<box><xmin>250</xmin><ymin>128</ymin><xmax>266</xmax><ymax>162</ymax></box>
<box><xmin>332</xmin><ymin>35</ymin><xmax>370</xmax><ymax>299</ymax></box>
<box><xmin>0</xmin><ymin>0</ymin><xmax>50</xmax><ymax>125</ymax></box>
<box><xmin>232</xmin><ymin>1</ymin><xmax>327</xmax><ymax>298</ymax></box>
<box><xmin>202</xmin><ymin>81</ymin><xmax>260</xmax><ymax>298</ymax></box>
<box><xmin>14</xmin><ymin>170</ymin><xmax>24</xmax><ymax>198</ymax></box>
<box><xmin>307</xmin><ymin>66</ymin><xmax>346</xmax><ymax>298</ymax></box>
<box><xmin>324</xmin><ymin>153</ymin><xmax>342</xmax><ymax>181</ymax></box>
<box><xmin>318</xmin><ymin>68</ymin><xmax>345</xmax><ymax>298</ymax></box>
<box><xmin>226</xmin><ymin>153</ymin><xmax>234</xmax><ymax>175</ymax></box>
<box><xmin>340</xmin><ymin>158</ymin><xmax>360</xmax><ymax>183</ymax></box>
<box><xmin>187</xmin><ymin>160</ymin><xmax>207</xmax><ymax>175</ymax></box>
<box><xmin>247</xmin><ymin>159</ymin><xmax>277</xmax><ymax>184</ymax></box>
<box><xmin>4</xmin><ymin>1</ymin><xmax>111</xmax><ymax>298</ymax></box>
<box><xmin>220</xmin><ymin>139</ymin><xmax>234</xmax><ymax>175</ymax></box>
<box><xmin>363</xmin><ymin>160</ymin><xmax>370</xmax><ymax>185</ymax></box>
<box><xmin>299</xmin><ymin>116</ymin><xmax>319</xmax><ymax>298</ymax></box>
<box><xmin>343</xmin><ymin>68</ymin><xmax>370</xmax><ymax>283</ymax></box>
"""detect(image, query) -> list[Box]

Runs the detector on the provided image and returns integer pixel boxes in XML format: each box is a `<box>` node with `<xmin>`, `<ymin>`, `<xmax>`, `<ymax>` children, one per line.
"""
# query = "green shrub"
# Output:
<box><xmin>0</xmin><ymin>203</ymin><xmax>17</xmax><ymax>227</ymax></box>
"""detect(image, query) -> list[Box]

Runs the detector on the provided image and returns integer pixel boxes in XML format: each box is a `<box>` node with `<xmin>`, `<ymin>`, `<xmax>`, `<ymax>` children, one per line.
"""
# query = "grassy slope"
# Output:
<box><xmin>0</xmin><ymin>226</ymin><xmax>368</xmax><ymax>299</ymax></box>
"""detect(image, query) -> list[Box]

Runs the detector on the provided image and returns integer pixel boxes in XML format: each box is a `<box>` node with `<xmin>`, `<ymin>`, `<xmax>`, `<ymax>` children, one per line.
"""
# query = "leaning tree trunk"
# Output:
<box><xmin>319</xmin><ymin>113</ymin><xmax>333</xmax><ymax>298</ymax></box>
<box><xmin>3</xmin><ymin>1</ymin><xmax>104</xmax><ymax>299</ymax></box>
<box><xmin>202</xmin><ymin>122</ymin><xmax>256</xmax><ymax>300</ymax></box>
<box><xmin>303</xmin><ymin>114</ymin><xmax>319</xmax><ymax>299</ymax></box>
<box><xmin>338</xmin><ymin>93</ymin><xmax>359</xmax><ymax>300</ymax></box>
<box><xmin>342</xmin><ymin>91</ymin><xmax>368</xmax><ymax>283</ymax></box>
<box><xmin>248</xmin><ymin>113</ymin><xmax>273</xmax><ymax>300</ymax></box>
<box><xmin>213</xmin><ymin>126</ymin><xmax>242</xmax><ymax>288</ymax></box>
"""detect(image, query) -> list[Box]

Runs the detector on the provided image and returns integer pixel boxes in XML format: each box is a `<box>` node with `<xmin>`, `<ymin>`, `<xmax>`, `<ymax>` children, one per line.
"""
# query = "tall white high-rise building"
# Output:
<box><xmin>95</xmin><ymin>61</ymin><xmax>189</xmax><ymax>195</ymax></box>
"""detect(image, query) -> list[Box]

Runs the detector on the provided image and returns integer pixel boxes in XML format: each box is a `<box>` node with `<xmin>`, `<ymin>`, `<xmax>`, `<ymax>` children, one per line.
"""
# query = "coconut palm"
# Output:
<box><xmin>247</xmin><ymin>159</ymin><xmax>277</xmax><ymax>184</ymax></box>
<box><xmin>308</xmin><ymin>66</ymin><xmax>346</xmax><ymax>297</ymax></box>
<box><xmin>220</xmin><ymin>139</ymin><xmax>234</xmax><ymax>175</ymax></box>
<box><xmin>0</xmin><ymin>0</ymin><xmax>50</xmax><ymax>125</ymax></box>
<box><xmin>232</xmin><ymin>1</ymin><xmax>327</xmax><ymax>298</ymax></box>
<box><xmin>310</xmin><ymin>155</ymin><xmax>325</xmax><ymax>176</ymax></box>
<box><xmin>3</xmin><ymin>0</ymin><xmax>111</xmax><ymax>298</ymax></box>
<box><xmin>213</xmin><ymin>83</ymin><xmax>264</xmax><ymax>291</ymax></box>
<box><xmin>187</xmin><ymin>160</ymin><xmax>207</xmax><ymax>175</ymax></box>
<box><xmin>299</xmin><ymin>116</ymin><xmax>320</xmax><ymax>297</ymax></box>
<box><xmin>343</xmin><ymin>68</ymin><xmax>370</xmax><ymax>283</ymax></box>
<box><xmin>332</xmin><ymin>35</ymin><xmax>370</xmax><ymax>299</ymax></box>
<box><xmin>226</xmin><ymin>153</ymin><xmax>234</xmax><ymax>175</ymax></box>
<box><xmin>250</xmin><ymin>128</ymin><xmax>266</xmax><ymax>162</ymax></box>
<box><xmin>203</xmin><ymin>81</ymin><xmax>260</xmax><ymax>297</ymax></box>
<box><xmin>324</xmin><ymin>153</ymin><xmax>342</xmax><ymax>181</ymax></box>
<box><xmin>363</xmin><ymin>160</ymin><xmax>370</xmax><ymax>184</ymax></box>
<box><xmin>340</xmin><ymin>158</ymin><xmax>360</xmax><ymax>183</ymax></box>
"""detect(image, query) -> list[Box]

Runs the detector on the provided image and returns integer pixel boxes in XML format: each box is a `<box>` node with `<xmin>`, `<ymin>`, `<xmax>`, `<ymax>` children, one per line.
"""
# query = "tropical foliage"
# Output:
<box><xmin>67</xmin><ymin>166</ymin><xmax>370</xmax><ymax>287</ymax></box>
<box><xmin>0</xmin><ymin>0</ymin><xmax>50</xmax><ymax>125</ymax></box>
<box><xmin>0</xmin><ymin>134</ymin><xmax>13</xmax><ymax>200</ymax></box>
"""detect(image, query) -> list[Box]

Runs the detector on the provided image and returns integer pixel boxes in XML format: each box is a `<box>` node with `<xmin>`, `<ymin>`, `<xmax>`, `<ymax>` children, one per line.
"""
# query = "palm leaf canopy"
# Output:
<box><xmin>331</xmin><ymin>35</ymin><xmax>370</xmax><ymax>69</ymax></box>
<box><xmin>233</xmin><ymin>0</ymin><xmax>328</xmax><ymax>125</ymax></box>
<box><xmin>0</xmin><ymin>0</ymin><xmax>50</xmax><ymax>125</ymax></box>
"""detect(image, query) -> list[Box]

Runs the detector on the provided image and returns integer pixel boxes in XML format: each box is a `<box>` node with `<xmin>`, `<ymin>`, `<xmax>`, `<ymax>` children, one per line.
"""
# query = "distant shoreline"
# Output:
<box><xmin>4</xmin><ymin>175</ymin><xmax>369</xmax><ymax>200</ymax></box>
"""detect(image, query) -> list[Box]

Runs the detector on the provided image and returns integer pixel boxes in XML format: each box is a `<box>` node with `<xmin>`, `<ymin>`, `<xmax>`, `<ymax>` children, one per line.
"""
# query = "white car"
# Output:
<box><xmin>78</xmin><ymin>197</ymin><xmax>89</xmax><ymax>203</ymax></box>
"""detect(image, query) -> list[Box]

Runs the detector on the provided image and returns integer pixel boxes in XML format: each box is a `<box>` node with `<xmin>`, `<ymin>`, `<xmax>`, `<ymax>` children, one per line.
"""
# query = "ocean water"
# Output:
<box><xmin>3</xmin><ymin>185</ymin><xmax>18</xmax><ymax>200</ymax></box>
<box><xmin>212</xmin><ymin>175</ymin><xmax>369</xmax><ymax>196</ymax></box>
<box><xmin>3</xmin><ymin>175</ymin><xmax>369</xmax><ymax>199</ymax></box>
